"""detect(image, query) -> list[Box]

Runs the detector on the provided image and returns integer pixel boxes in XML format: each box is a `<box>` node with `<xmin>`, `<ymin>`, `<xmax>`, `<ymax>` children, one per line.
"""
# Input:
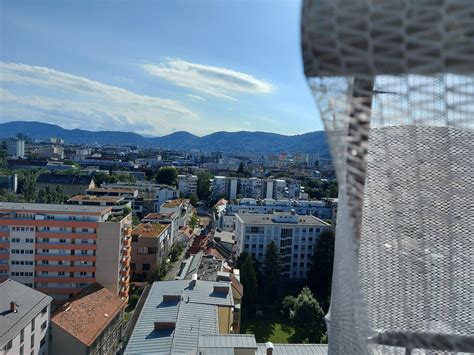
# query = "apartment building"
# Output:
<box><xmin>235</xmin><ymin>212</ymin><xmax>332</xmax><ymax>279</ymax></box>
<box><xmin>130</xmin><ymin>223</ymin><xmax>172</xmax><ymax>281</ymax></box>
<box><xmin>177</xmin><ymin>174</ymin><xmax>198</xmax><ymax>196</ymax></box>
<box><xmin>0</xmin><ymin>202</ymin><xmax>131</xmax><ymax>305</ymax></box>
<box><xmin>142</xmin><ymin>212</ymin><xmax>179</xmax><ymax>247</ymax></box>
<box><xmin>101</xmin><ymin>182</ymin><xmax>179</xmax><ymax>213</ymax></box>
<box><xmin>67</xmin><ymin>195</ymin><xmax>132</xmax><ymax>216</ymax></box>
<box><xmin>159</xmin><ymin>199</ymin><xmax>193</xmax><ymax>228</ymax></box>
<box><xmin>0</xmin><ymin>279</ymin><xmax>52</xmax><ymax>355</ymax></box>
<box><xmin>86</xmin><ymin>187</ymin><xmax>140</xmax><ymax>214</ymax></box>
<box><xmin>36</xmin><ymin>174</ymin><xmax>96</xmax><ymax>196</ymax></box>
<box><xmin>211</xmin><ymin>177</ymin><xmax>302</xmax><ymax>200</ymax></box>
<box><xmin>4</xmin><ymin>138</ymin><xmax>25</xmax><ymax>158</ymax></box>
<box><xmin>50</xmin><ymin>283</ymin><xmax>125</xmax><ymax>355</ymax></box>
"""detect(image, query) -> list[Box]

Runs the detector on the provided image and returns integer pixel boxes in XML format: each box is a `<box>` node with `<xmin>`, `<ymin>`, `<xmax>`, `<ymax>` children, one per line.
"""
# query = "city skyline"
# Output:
<box><xmin>0</xmin><ymin>0</ymin><xmax>322</xmax><ymax>137</ymax></box>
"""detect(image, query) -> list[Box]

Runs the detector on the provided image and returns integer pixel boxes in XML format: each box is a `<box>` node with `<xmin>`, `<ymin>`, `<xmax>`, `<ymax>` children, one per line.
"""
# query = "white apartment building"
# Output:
<box><xmin>177</xmin><ymin>174</ymin><xmax>198</xmax><ymax>196</ymax></box>
<box><xmin>5</xmin><ymin>138</ymin><xmax>25</xmax><ymax>159</ymax></box>
<box><xmin>0</xmin><ymin>279</ymin><xmax>52</xmax><ymax>355</ymax></box>
<box><xmin>235</xmin><ymin>212</ymin><xmax>332</xmax><ymax>279</ymax></box>
<box><xmin>211</xmin><ymin>177</ymin><xmax>302</xmax><ymax>201</ymax></box>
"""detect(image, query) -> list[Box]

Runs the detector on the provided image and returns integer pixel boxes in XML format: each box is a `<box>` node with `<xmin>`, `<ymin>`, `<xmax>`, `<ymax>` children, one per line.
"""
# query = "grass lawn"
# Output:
<box><xmin>242</xmin><ymin>319</ymin><xmax>295</xmax><ymax>343</ymax></box>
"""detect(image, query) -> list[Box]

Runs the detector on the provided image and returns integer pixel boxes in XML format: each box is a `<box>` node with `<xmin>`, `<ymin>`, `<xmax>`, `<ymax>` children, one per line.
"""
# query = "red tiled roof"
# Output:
<box><xmin>51</xmin><ymin>283</ymin><xmax>125</xmax><ymax>346</ymax></box>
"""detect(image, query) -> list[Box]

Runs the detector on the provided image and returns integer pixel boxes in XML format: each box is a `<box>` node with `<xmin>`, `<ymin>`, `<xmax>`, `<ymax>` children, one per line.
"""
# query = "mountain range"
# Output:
<box><xmin>0</xmin><ymin>121</ymin><xmax>329</xmax><ymax>155</ymax></box>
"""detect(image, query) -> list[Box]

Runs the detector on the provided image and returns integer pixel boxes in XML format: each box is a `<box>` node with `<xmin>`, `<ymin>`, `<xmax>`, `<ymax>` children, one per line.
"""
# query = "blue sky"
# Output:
<box><xmin>0</xmin><ymin>0</ymin><xmax>322</xmax><ymax>136</ymax></box>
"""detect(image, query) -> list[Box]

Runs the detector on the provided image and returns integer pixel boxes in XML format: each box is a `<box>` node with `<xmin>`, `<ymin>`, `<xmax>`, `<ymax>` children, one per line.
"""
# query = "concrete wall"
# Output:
<box><xmin>50</xmin><ymin>322</ymin><xmax>86</xmax><ymax>355</ymax></box>
<box><xmin>96</xmin><ymin>220</ymin><xmax>123</xmax><ymax>295</ymax></box>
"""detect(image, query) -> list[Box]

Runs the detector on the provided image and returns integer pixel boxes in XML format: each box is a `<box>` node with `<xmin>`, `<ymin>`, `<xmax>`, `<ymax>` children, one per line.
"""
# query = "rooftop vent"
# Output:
<box><xmin>265</xmin><ymin>342</ymin><xmax>274</xmax><ymax>355</ymax></box>
<box><xmin>154</xmin><ymin>321</ymin><xmax>176</xmax><ymax>331</ymax></box>
<box><xmin>162</xmin><ymin>294</ymin><xmax>181</xmax><ymax>302</ymax></box>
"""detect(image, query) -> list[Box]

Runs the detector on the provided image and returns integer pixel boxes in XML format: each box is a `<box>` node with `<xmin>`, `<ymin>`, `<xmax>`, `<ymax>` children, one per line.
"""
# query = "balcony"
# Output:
<box><xmin>120</xmin><ymin>275</ymin><xmax>130</xmax><ymax>286</ymax></box>
<box><xmin>35</xmin><ymin>254</ymin><xmax>95</xmax><ymax>262</ymax></box>
<box><xmin>35</xmin><ymin>265</ymin><xmax>96</xmax><ymax>272</ymax></box>
<box><xmin>35</xmin><ymin>242</ymin><xmax>97</xmax><ymax>250</ymax></box>
<box><xmin>122</xmin><ymin>246</ymin><xmax>131</xmax><ymax>257</ymax></box>
<box><xmin>123</xmin><ymin>236</ymin><xmax>132</xmax><ymax>248</ymax></box>
<box><xmin>121</xmin><ymin>256</ymin><xmax>130</xmax><ymax>267</ymax></box>
<box><xmin>0</xmin><ymin>264</ymin><xmax>8</xmax><ymax>271</ymax></box>
<box><xmin>35</xmin><ymin>276</ymin><xmax>95</xmax><ymax>283</ymax></box>
<box><xmin>121</xmin><ymin>266</ymin><xmax>130</xmax><ymax>277</ymax></box>
<box><xmin>36</xmin><ymin>231</ymin><xmax>97</xmax><ymax>239</ymax></box>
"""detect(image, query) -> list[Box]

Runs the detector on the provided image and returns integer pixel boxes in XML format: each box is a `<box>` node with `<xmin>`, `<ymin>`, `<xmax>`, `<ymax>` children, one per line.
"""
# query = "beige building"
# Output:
<box><xmin>50</xmin><ymin>283</ymin><xmax>125</xmax><ymax>355</ymax></box>
<box><xmin>36</xmin><ymin>174</ymin><xmax>96</xmax><ymax>196</ymax></box>
<box><xmin>130</xmin><ymin>223</ymin><xmax>171</xmax><ymax>281</ymax></box>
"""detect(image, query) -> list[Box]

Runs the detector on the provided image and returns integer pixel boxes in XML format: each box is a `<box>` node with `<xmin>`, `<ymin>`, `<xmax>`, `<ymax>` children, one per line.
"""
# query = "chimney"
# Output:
<box><xmin>190</xmin><ymin>273</ymin><xmax>198</xmax><ymax>287</ymax></box>
<box><xmin>265</xmin><ymin>342</ymin><xmax>274</xmax><ymax>355</ymax></box>
<box><xmin>10</xmin><ymin>301</ymin><xmax>17</xmax><ymax>313</ymax></box>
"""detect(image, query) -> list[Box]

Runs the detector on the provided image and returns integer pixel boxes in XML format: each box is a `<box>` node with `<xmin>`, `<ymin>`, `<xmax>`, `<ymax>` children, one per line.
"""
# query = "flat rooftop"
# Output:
<box><xmin>132</xmin><ymin>223</ymin><xmax>168</xmax><ymax>237</ymax></box>
<box><xmin>51</xmin><ymin>283</ymin><xmax>125</xmax><ymax>346</ymax></box>
<box><xmin>162</xmin><ymin>198</ymin><xmax>189</xmax><ymax>208</ymax></box>
<box><xmin>0</xmin><ymin>202</ymin><xmax>110</xmax><ymax>214</ymax></box>
<box><xmin>68</xmin><ymin>195</ymin><xmax>125</xmax><ymax>203</ymax></box>
<box><xmin>87</xmin><ymin>187</ymin><xmax>137</xmax><ymax>193</ymax></box>
<box><xmin>236</xmin><ymin>213</ymin><xmax>330</xmax><ymax>226</ymax></box>
<box><xmin>143</xmin><ymin>212</ymin><xmax>177</xmax><ymax>220</ymax></box>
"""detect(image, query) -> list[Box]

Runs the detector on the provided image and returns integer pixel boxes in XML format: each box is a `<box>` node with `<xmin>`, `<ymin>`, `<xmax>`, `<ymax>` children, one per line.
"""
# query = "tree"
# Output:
<box><xmin>240</xmin><ymin>254</ymin><xmax>258</xmax><ymax>315</ymax></box>
<box><xmin>188</xmin><ymin>193</ymin><xmax>198</xmax><ymax>206</ymax></box>
<box><xmin>236</xmin><ymin>162</ymin><xmax>251</xmax><ymax>178</ymax></box>
<box><xmin>156</xmin><ymin>167</ymin><xmax>178</xmax><ymax>186</ymax></box>
<box><xmin>307</xmin><ymin>230</ymin><xmax>335</xmax><ymax>309</ymax></box>
<box><xmin>262</xmin><ymin>240</ymin><xmax>281</xmax><ymax>298</ymax></box>
<box><xmin>188</xmin><ymin>214</ymin><xmax>200</xmax><ymax>230</ymax></box>
<box><xmin>17</xmin><ymin>172</ymin><xmax>37</xmax><ymax>202</ymax></box>
<box><xmin>196</xmin><ymin>171</ymin><xmax>213</xmax><ymax>201</ymax></box>
<box><xmin>287</xmin><ymin>286</ymin><xmax>325</xmax><ymax>342</ymax></box>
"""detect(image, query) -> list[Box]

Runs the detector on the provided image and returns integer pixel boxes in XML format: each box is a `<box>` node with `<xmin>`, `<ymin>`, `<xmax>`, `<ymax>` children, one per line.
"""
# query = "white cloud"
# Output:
<box><xmin>142</xmin><ymin>59</ymin><xmax>275</xmax><ymax>101</ymax></box>
<box><xmin>187</xmin><ymin>94</ymin><xmax>206</xmax><ymax>102</ymax></box>
<box><xmin>0</xmin><ymin>62</ymin><xmax>195</xmax><ymax>134</ymax></box>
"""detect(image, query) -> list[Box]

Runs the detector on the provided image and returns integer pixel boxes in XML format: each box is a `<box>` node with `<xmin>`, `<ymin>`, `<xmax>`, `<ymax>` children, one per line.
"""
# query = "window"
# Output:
<box><xmin>58</xmin><ymin>271</ymin><xmax>65</xmax><ymax>276</ymax></box>
<box><xmin>41</xmin><ymin>306</ymin><xmax>47</xmax><ymax>315</ymax></box>
<box><xmin>132</xmin><ymin>235</ymin><xmax>138</xmax><ymax>242</ymax></box>
<box><xmin>137</xmin><ymin>247</ymin><xmax>147</xmax><ymax>254</ymax></box>
<box><xmin>81</xmin><ymin>228</ymin><xmax>88</xmax><ymax>232</ymax></box>
<box><xmin>81</xmin><ymin>250</ymin><xmax>88</xmax><ymax>255</ymax></box>
<box><xmin>20</xmin><ymin>345</ymin><xmax>24</xmax><ymax>355</ymax></box>
<box><xmin>142</xmin><ymin>263</ymin><xmax>150</xmax><ymax>271</ymax></box>
<box><xmin>41</xmin><ymin>321</ymin><xmax>47</xmax><ymax>331</ymax></box>
<box><xmin>43</xmin><ymin>238</ymin><xmax>49</xmax><ymax>242</ymax></box>
<box><xmin>30</xmin><ymin>333</ymin><xmax>34</xmax><ymax>349</ymax></box>
<box><xmin>131</xmin><ymin>263</ymin><xmax>136</xmax><ymax>270</ymax></box>
<box><xmin>3</xmin><ymin>340</ymin><xmax>13</xmax><ymax>351</ymax></box>
<box><xmin>281</xmin><ymin>228</ymin><xmax>293</xmax><ymax>237</ymax></box>
<box><xmin>59</xmin><ymin>239</ymin><xmax>66</xmax><ymax>243</ymax></box>
<box><xmin>20</xmin><ymin>328</ymin><xmax>24</xmax><ymax>343</ymax></box>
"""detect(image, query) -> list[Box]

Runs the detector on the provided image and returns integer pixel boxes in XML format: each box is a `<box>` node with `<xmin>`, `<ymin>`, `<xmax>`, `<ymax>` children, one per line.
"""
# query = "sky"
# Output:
<box><xmin>0</xmin><ymin>0</ymin><xmax>322</xmax><ymax>137</ymax></box>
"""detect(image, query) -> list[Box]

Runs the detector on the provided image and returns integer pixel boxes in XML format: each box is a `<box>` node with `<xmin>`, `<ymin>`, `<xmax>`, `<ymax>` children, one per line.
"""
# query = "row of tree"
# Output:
<box><xmin>238</xmin><ymin>230</ymin><xmax>335</xmax><ymax>341</ymax></box>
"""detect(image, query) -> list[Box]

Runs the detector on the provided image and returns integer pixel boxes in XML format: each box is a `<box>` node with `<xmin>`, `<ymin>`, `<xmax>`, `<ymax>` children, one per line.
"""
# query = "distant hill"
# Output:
<box><xmin>0</xmin><ymin>121</ymin><xmax>329</xmax><ymax>155</ymax></box>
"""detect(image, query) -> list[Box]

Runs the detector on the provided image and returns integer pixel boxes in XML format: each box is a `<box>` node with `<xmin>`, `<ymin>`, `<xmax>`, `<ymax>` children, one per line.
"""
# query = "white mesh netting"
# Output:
<box><xmin>301</xmin><ymin>1</ymin><xmax>474</xmax><ymax>354</ymax></box>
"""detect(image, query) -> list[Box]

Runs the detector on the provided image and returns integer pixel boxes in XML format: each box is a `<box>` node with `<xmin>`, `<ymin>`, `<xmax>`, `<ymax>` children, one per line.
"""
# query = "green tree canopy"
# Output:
<box><xmin>196</xmin><ymin>171</ymin><xmax>213</xmax><ymax>201</ymax></box>
<box><xmin>262</xmin><ymin>240</ymin><xmax>282</xmax><ymax>298</ymax></box>
<box><xmin>307</xmin><ymin>230</ymin><xmax>335</xmax><ymax>309</ymax></box>
<box><xmin>188</xmin><ymin>214</ymin><xmax>200</xmax><ymax>229</ymax></box>
<box><xmin>156</xmin><ymin>167</ymin><xmax>178</xmax><ymax>186</ymax></box>
<box><xmin>286</xmin><ymin>286</ymin><xmax>325</xmax><ymax>342</ymax></box>
<box><xmin>240</xmin><ymin>254</ymin><xmax>258</xmax><ymax>315</ymax></box>
<box><xmin>188</xmin><ymin>193</ymin><xmax>198</xmax><ymax>206</ymax></box>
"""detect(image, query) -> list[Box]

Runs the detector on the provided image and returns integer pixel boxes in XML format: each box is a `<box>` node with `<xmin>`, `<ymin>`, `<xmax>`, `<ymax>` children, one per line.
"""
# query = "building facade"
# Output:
<box><xmin>5</xmin><ymin>138</ymin><xmax>25</xmax><ymax>159</ymax></box>
<box><xmin>178</xmin><ymin>174</ymin><xmax>198</xmax><ymax>196</ymax></box>
<box><xmin>130</xmin><ymin>223</ymin><xmax>172</xmax><ymax>281</ymax></box>
<box><xmin>0</xmin><ymin>202</ymin><xmax>131</xmax><ymax>305</ymax></box>
<box><xmin>235</xmin><ymin>212</ymin><xmax>332</xmax><ymax>279</ymax></box>
<box><xmin>0</xmin><ymin>279</ymin><xmax>52</xmax><ymax>355</ymax></box>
